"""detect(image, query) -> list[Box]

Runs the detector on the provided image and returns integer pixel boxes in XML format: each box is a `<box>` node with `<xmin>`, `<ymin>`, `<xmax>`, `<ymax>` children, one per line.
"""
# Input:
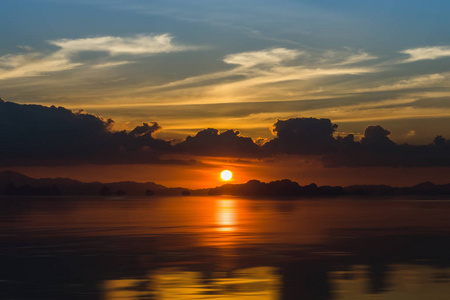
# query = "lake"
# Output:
<box><xmin>1</xmin><ymin>196</ymin><xmax>450</xmax><ymax>299</ymax></box>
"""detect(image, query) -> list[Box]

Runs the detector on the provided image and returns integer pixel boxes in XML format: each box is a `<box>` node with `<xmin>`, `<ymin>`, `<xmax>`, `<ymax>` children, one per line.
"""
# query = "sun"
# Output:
<box><xmin>220</xmin><ymin>170</ymin><xmax>233</xmax><ymax>181</ymax></box>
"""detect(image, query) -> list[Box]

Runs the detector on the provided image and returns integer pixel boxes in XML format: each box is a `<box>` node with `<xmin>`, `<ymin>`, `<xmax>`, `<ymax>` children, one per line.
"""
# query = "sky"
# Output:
<box><xmin>1</xmin><ymin>0</ymin><xmax>450</xmax><ymax>187</ymax></box>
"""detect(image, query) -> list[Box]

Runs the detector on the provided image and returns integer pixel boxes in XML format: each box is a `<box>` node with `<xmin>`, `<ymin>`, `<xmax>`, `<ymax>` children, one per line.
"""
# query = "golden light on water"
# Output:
<box><xmin>216</xmin><ymin>199</ymin><xmax>236</xmax><ymax>232</ymax></box>
<box><xmin>220</xmin><ymin>170</ymin><xmax>233</xmax><ymax>181</ymax></box>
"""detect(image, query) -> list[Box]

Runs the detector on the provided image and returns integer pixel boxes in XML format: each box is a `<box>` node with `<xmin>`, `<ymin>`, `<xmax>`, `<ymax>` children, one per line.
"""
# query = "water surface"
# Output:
<box><xmin>1</xmin><ymin>196</ymin><xmax>449</xmax><ymax>299</ymax></box>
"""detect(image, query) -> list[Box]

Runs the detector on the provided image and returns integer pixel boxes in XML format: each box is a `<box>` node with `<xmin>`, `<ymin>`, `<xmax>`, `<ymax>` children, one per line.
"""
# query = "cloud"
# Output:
<box><xmin>325</xmin><ymin>126</ymin><xmax>450</xmax><ymax>168</ymax></box>
<box><xmin>356</xmin><ymin>73</ymin><xmax>447</xmax><ymax>93</ymax></box>
<box><xmin>0</xmin><ymin>52</ymin><xmax>81</xmax><ymax>80</ymax></box>
<box><xmin>137</xmin><ymin>48</ymin><xmax>305</xmax><ymax>93</ymax></box>
<box><xmin>264</xmin><ymin>118</ymin><xmax>339</xmax><ymax>155</ymax></box>
<box><xmin>360</xmin><ymin>125</ymin><xmax>395</xmax><ymax>148</ymax></box>
<box><xmin>49</xmin><ymin>34</ymin><xmax>192</xmax><ymax>56</ymax></box>
<box><xmin>405</xmin><ymin>130</ymin><xmax>416</xmax><ymax>138</ymax></box>
<box><xmin>401</xmin><ymin>46</ymin><xmax>450</xmax><ymax>63</ymax></box>
<box><xmin>337</xmin><ymin>52</ymin><xmax>377</xmax><ymax>65</ymax></box>
<box><xmin>2</xmin><ymin>99</ymin><xmax>450</xmax><ymax>168</ymax></box>
<box><xmin>223</xmin><ymin>48</ymin><xmax>302</xmax><ymax>67</ymax></box>
<box><xmin>175</xmin><ymin>128</ymin><xmax>261</xmax><ymax>157</ymax></box>
<box><xmin>206</xmin><ymin>65</ymin><xmax>372</xmax><ymax>100</ymax></box>
<box><xmin>249</xmin><ymin>116</ymin><xmax>450</xmax><ymax>168</ymax></box>
<box><xmin>136</xmin><ymin>47</ymin><xmax>376</xmax><ymax>104</ymax></box>
<box><xmin>0</xmin><ymin>34</ymin><xmax>195</xmax><ymax>81</ymax></box>
<box><xmin>129</xmin><ymin>122</ymin><xmax>162</xmax><ymax>137</ymax></box>
<box><xmin>91</xmin><ymin>61</ymin><xmax>131</xmax><ymax>69</ymax></box>
<box><xmin>0</xmin><ymin>99</ymin><xmax>175</xmax><ymax>165</ymax></box>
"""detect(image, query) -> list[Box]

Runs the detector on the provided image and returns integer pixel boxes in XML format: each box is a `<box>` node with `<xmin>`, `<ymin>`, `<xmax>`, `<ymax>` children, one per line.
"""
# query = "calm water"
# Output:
<box><xmin>1</xmin><ymin>196</ymin><xmax>450</xmax><ymax>299</ymax></box>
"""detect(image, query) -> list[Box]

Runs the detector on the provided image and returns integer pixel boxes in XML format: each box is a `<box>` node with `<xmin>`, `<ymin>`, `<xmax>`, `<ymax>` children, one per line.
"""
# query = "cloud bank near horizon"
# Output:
<box><xmin>1</xmin><ymin>99</ymin><xmax>450</xmax><ymax>168</ymax></box>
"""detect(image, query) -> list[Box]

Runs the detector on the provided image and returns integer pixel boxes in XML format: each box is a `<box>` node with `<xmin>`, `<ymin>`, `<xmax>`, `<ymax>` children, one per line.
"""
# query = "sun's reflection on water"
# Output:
<box><xmin>216</xmin><ymin>199</ymin><xmax>237</xmax><ymax>232</ymax></box>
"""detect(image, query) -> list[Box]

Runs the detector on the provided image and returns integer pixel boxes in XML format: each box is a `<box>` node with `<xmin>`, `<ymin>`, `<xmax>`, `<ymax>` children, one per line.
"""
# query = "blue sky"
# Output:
<box><xmin>2</xmin><ymin>0</ymin><xmax>450</xmax><ymax>143</ymax></box>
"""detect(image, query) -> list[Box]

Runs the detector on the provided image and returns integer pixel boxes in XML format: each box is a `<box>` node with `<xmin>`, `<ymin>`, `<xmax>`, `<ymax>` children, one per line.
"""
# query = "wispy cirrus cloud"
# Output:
<box><xmin>401</xmin><ymin>46</ymin><xmax>450</xmax><ymax>63</ymax></box>
<box><xmin>0</xmin><ymin>52</ymin><xmax>81</xmax><ymax>81</ymax></box>
<box><xmin>134</xmin><ymin>47</ymin><xmax>377</xmax><ymax>104</ymax></box>
<box><xmin>49</xmin><ymin>34</ymin><xmax>193</xmax><ymax>56</ymax></box>
<box><xmin>336</xmin><ymin>51</ymin><xmax>377</xmax><ymax>65</ymax></box>
<box><xmin>91</xmin><ymin>61</ymin><xmax>132</xmax><ymax>69</ymax></box>
<box><xmin>223</xmin><ymin>48</ymin><xmax>302</xmax><ymax>67</ymax></box>
<box><xmin>0</xmin><ymin>34</ymin><xmax>195</xmax><ymax>81</ymax></box>
<box><xmin>356</xmin><ymin>73</ymin><xmax>448</xmax><ymax>93</ymax></box>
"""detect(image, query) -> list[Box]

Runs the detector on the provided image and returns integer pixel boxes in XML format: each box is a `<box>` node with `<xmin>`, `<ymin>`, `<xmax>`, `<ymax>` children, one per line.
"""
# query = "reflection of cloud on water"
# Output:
<box><xmin>330</xmin><ymin>265</ymin><xmax>450</xmax><ymax>300</ymax></box>
<box><xmin>151</xmin><ymin>269</ymin><xmax>208</xmax><ymax>300</ymax></box>
<box><xmin>210</xmin><ymin>267</ymin><xmax>281</xmax><ymax>299</ymax></box>
<box><xmin>103</xmin><ymin>279</ymin><xmax>149</xmax><ymax>299</ymax></box>
<box><xmin>102</xmin><ymin>266</ymin><xmax>281</xmax><ymax>300</ymax></box>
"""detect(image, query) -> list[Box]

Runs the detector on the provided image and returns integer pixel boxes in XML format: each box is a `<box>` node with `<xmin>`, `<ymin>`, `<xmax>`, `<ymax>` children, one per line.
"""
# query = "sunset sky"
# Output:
<box><xmin>2</xmin><ymin>0</ymin><xmax>450</xmax><ymax>188</ymax></box>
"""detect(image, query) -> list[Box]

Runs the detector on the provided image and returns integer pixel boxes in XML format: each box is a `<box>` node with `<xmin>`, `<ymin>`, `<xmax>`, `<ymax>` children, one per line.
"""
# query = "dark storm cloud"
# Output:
<box><xmin>129</xmin><ymin>122</ymin><xmax>162</xmax><ymax>136</ymax></box>
<box><xmin>174</xmin><ymin>128</ymin><xmax>261</xmax><ymax>157</ymax></box>
<box><xmin>262</xmin><ymin>117</ymin><xmax>450</xmax><ymax>167</ymax></box>
<box><xmin>325</xmin><ymin>126</ymin><xmax>450</xmax><ymax>167</ymax></box>
<box><xmin>360</xmin><ymin>125</ymin><xmax>395</xmax><ymax>148</ymax></box>
<box><xmin>264</xmin><ymin>118</ymin><xmax>338</xmax><ymax>155</ymax></box>
<box><xmin>1</xmin><ymin>99</ymin><xmax>450</xmax><ymax>167</ymax></box>
<box><xmin>0</xmin><ymin>99</ymin><xmax>175</xmax><ymax>165</ymax></box>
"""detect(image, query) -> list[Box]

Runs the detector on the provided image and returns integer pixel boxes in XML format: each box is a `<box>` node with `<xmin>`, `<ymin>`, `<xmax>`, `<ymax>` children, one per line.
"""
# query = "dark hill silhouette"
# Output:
<box><xmin>0</xmin><ymin>170</ymin><xmax>165</xmax><ymax>196</ymax></box>
<box><xmin>401</xmin><ymin>182</ymin><xmax>450</xmax><ymax>195</ymax></box>
<box><xmin>209</xmin><ymin>180</ymin><xmax>450</xmax><ymax>197</ymax></box>
<box><xmin>208</xmin><ymin>179</ymin><xmax>344</xmax><ymax>197</ymax></box>
<box><xmin>2</xmin><ymin>170</ymin><xmax>450</xmax><ymax>197</ymax></box>
<box><xmin>344</xmin><ymin>184</ymin><xmax>396</xmax><ymax>195</ymax></box>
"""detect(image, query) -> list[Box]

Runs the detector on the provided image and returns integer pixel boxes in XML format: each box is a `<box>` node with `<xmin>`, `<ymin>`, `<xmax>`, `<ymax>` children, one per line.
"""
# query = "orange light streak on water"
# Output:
<box><xmin>216</xmin><ymin>199</ymin><xmax>237</xmax><ymax>232</ymax></box>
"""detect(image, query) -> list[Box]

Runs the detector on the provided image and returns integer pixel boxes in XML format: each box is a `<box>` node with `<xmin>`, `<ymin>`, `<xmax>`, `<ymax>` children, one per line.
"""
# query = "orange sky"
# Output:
<box><xmin>2</xmin><ymin>2</ymin><xmax>450</xmax><ymax>187</ymax></box>
<box><xmin>10</xmin><ymin>156</ymin><xmax>450</xmax><ymax>189</ymax></box>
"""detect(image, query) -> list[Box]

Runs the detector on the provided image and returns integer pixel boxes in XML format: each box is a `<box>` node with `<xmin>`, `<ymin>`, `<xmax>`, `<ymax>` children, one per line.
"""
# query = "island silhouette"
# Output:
<box><xmin>1</xmin><ymin>170</ymin><xmax>450</xmax><ymax>198</ymax></box>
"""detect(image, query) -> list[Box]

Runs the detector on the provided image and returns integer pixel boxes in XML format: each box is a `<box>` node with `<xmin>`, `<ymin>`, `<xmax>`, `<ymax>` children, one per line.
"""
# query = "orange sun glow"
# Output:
<box><xmin>220</xmin><ymin>170</ymin><xmax>233</xmax><ymax>181</ymax></box>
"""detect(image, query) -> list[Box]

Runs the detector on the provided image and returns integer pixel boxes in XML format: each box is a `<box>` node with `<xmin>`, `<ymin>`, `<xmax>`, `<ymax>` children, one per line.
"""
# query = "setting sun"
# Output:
<box><xmin>220</xmin><ymin>170</ymin><xmax>233</xmax><ymax>181</ymax></box>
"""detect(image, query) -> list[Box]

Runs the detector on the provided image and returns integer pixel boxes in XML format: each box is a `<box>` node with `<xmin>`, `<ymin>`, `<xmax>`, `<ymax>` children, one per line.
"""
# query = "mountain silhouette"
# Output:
<box><xmin>2</xmin><ymin>170</ymin><xmax>450</xmax><ymax>197</ymax></box>
<box><xmin>0</xmin><ymin>170</ymin><xmax>165</xmax><ymax>196</ymax></box>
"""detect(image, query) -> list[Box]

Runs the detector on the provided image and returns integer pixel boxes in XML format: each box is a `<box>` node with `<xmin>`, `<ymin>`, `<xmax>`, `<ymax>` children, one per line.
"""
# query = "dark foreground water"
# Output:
<box><xmin>1</xmin><ymin>196</ymin><xmax>450</xmax><ymax>299</ymax></box>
